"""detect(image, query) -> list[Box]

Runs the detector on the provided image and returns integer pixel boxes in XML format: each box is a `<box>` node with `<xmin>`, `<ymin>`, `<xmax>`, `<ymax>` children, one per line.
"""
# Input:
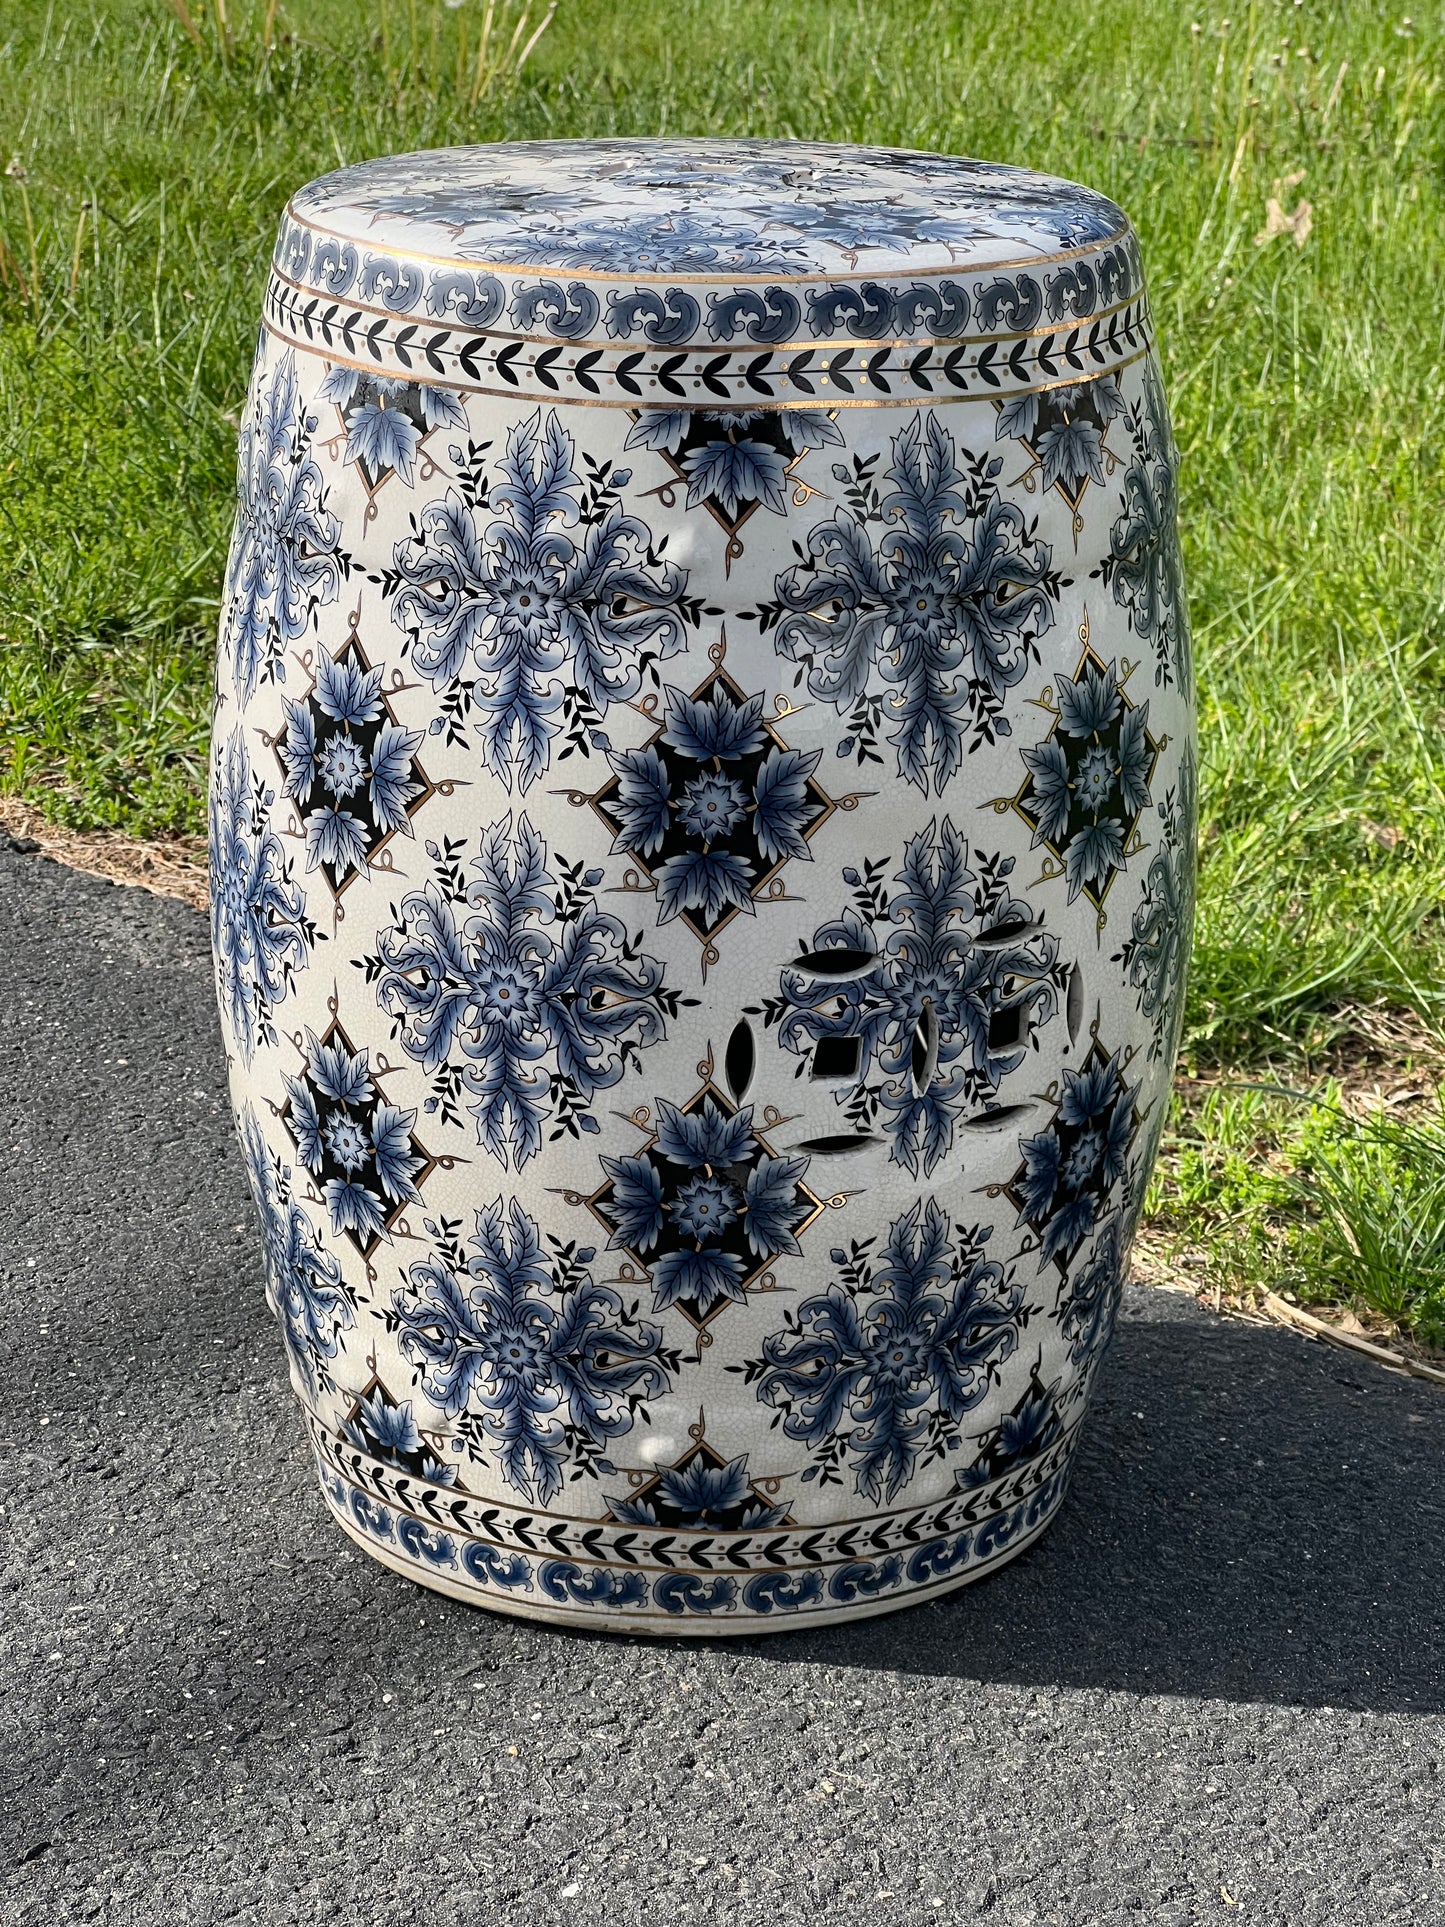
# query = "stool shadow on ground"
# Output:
<box><xmin>729</xmin><ymin>1288</ymin><xmax>1445</xmax><ymax>1716</ymax></box>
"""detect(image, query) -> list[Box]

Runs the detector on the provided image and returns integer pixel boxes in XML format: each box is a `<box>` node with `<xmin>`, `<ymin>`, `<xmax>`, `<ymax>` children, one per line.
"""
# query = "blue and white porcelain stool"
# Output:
<box><xmin>211</xmin><ymin>139</ymin><xmax>1195</xmax><ymax>1632</ymax></box>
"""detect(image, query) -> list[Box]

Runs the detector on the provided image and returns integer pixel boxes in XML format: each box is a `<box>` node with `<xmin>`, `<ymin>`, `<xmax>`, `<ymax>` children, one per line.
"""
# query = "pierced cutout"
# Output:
<box><xmin>960</xmin><ymin>1103</ymin><xmax>1035</xmax><ymax>1132</ymax></box>
<box><xmin>792</xmin><ymin>1133</ymin><xmax>881</xmax><ymax>1156</ymax></box>
<box><xmin>725</xmin><ymin>1019</ymin><xmax>755</xmax><ymax>1101</ymax></box>
<box><xmin>1066</xmin><ymin>962</ymin><xmax>1084</xmax><ymax>1044</ymax></box>
<box><xmin>974</xmin><ymin>915</ymin><xmax>1042</xmax><ymax>949</ymax></box>
<box><xmin>811</xmin><ymin>1035</ymin><xmax>862</xmax><ymax>1081</ymax></box>
<box><xmin>793</xmin><ymin>947</ymin><xmax>877</xmax><ymax>979</ymax></box>
<box><xmin>911</xmin><ymin>997</ymin><xmax>939</xmax><ymax>1095</ymax></box>
<box><xmin>987</xmin><ymin>1003</ymin><xmax>1025</xmax><ymax>1054</ymax></box>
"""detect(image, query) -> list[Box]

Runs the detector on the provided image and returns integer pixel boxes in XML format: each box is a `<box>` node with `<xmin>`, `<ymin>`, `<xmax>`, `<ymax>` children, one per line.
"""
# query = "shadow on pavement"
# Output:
<box><xmin>735</xmin><ymin>1287</ymin><xmax>1445</xmax><ymax>1715</ymax></box>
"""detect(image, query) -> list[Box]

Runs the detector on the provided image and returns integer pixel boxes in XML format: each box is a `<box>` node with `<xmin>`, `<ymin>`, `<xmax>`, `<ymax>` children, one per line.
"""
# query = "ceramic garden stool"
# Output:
<box><xmin>211</xmin><ymin>139</ymin><xmax>1195</xmax><ymax>1633</ymax></box>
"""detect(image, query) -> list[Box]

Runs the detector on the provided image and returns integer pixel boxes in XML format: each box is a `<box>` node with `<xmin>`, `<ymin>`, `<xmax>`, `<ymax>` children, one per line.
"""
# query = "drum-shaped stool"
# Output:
<box><xmin>211</xmin><ymin>139</ymin><xmax>1195</xmax><ymax>1631</ymax></box>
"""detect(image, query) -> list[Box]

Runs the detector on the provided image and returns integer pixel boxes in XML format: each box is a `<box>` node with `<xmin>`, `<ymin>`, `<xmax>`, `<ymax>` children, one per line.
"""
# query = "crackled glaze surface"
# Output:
<box><xmin>288</xmin><ymin>138</ymin><xmax>1127</xmax><ymax>275</ymax></box>
<box><xmin>213</xmin><ymin>139</ymin><xmax>1195</xmax><ymax>1631</ymax></box>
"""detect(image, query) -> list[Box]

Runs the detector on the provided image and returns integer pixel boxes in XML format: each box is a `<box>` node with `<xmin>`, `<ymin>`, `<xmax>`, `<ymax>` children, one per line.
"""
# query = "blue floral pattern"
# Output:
<box><xmin>210</xmin><ymin>730</ymin><xmax>314</xmax><ymax>1062</ymax></box>
<box><xmin>754</xmin><ymin>818</ymin><xmax>1065</xmax><ymax>1176</ymax></box>
<box><xmin>1100</xmin><ymin>369</ymin><xmax>1190</xmax><ymax>689</ymax></box>
<box><xmin>609</xmin><ymin>1442</ymin><xmax>788</xmax><ymax>1530</ymax></box>
<box><xmin>317</xmin><ymin>365</ymin><xmax>468</xmax><ymax>495</ymax></box>
<box><xmin>1007</xmin><ymin>1043</ymin><xmax>1139</xmax><ymax>1272</ymax></box>
<box><xmin>587</xmin><ymin>671</ymin><xmax>832</xmax><ymax>961</ymax></box>
<box><xmin>364</xmin><ymin>813</ymin><xmax>677</xmax><ymax>1168</ymax></box>
<box><xmin>385</xmin><ymin>409</ymin><xmax>698</xmax><ymax>792</ymax></box>
<box><xmin>240</xmin><ymin>1108</ymin><xmax>354</xmax><ymax>1398</ymax></box>
<box><xmin>757</xmin><ymin>412</ymin><xmax>1062</xmax><ymax>790</ymax></box>
<box><xmin>295</xmin><ymin>141</ymin><xmax>1125</xmax><ymax>277</ymax></box>
<box><xmin>1014</xmin><ymin>650</ymin><xmax>1159</xmax><ymax>916</ymax></box>
<box><xmin>281</xmin><ymin>1023</ymin><xmax>431</xmax><ymax>1256</ymax></box>
<box><xmin>954</xmin><ymin>1365</ymin><xmax>1063</xmax><ymax>1492</ymax></box>
<box><xmin>1058</xmin><ymin>1216</ymin><xmax>1125</xmax><ymax>1371</ymax></box>
<box><xmin>277</xmin><ymin>638</ymin><xmax>430</xmax><ymax>893</ymax></box>
<box><xmin>225</xmin><ymin>351</ymin><xmax>346</xmax><ymax>704</ymax></box>
<box><xmin>993</xmin><ymin>374</ymin><xmax>1126</xmax><ymax>521</ymax></box>
<box><xmin>341</xmin><ymin>1382</ymin><xmax>458</xmax><ymax>1486</ymax></box>
<box><xmin>742</xmin><ymin>1200</ymin><xmax>1026</xmax><ymax>1504</ymax></box>
<box><xmin>389</xmin><ymin>1196</ymin><xmax>678</xmax><ymax>1504</ymax></box>
<box><xmin>625</xmin><ymin>407</ymin><xmax>843</xmax><ymax>542</ymax></box>
<box><xmin>1115</xmin><ymin>749</ymin><xmax>1196</xmax><ymax>1058</ymax></box>
<box><xmin>220</xmin><ymin>141</ymin><xmax>1195</xmax><ymax>1627</ymax></box>
<box><xmin>589</xmin><ymin>1083</ymin><xmax>819</xmax><ymax>1336</ymax></box>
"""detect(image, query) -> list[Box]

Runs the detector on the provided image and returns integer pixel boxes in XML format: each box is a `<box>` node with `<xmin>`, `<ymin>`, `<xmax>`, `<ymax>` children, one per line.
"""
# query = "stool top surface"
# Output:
<box><xmin>289</xmin><ymin>138</ymin><xmax>1126</xmax><ymax>281</ymax></box>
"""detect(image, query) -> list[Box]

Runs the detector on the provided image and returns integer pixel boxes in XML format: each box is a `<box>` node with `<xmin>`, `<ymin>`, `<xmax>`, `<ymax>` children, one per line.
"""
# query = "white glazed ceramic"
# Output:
<box><xmin>212</xmin><ymin>139</ymin><xmax>1195</xmax><ymax>1631</ymax></box>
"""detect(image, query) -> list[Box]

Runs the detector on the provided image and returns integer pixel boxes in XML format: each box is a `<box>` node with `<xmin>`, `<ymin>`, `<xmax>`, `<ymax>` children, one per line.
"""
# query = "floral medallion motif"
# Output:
<box><xmin>383</xmin><ymin>408</ymin><xmax>704</xmax><ymax>792</ymax></box>
<box><xmin>1098</xmin><ymin>369</ymin><xmax>1191</xmax><ymax>690</ymax></box>
<box><xmin>992</xmin><ymin>373</ymin><xmax>1126</xmax><ymax>534</ymax></box>
<box><xmin>340</xmin><ymin>1377</ymin><xmax>459</xmax><ymax>1486</ymax></box>
<box><xmin>1007</xmin><ymin>638</ymin><xmax>1161</xmax><ymax>921</ymax></box>
<box><xmin>317</xmin><ymin>366</ymin><xmax>468</xmax><ymax>513</ymax></box>
<box><xmin>586</xmin><ymin>1079</ymin><xmax>824</xmax><ymax>1344</ymax></box>
<box><xmin>581</xmin><ymin>667</ymin><xmax>840</xmax><ymax>971</ymax></box>
<box><xmin>1002</xmin><ymin>1039</ymin><xmax>1140</xmax><ymax>1273</ymax></box>
<box><xmin>607</xmin><ymin>1426</ymin><xmax>790</xmax><ymax>1529</ymax></box>
<box><xmin>753</xmin><ymin>411</ymin><xmax>1063</xmax><ymax>791</ymax></box>
<box><xmin>211</xmin><ymin>730</ymin><xmax>316</xmax><ymax>1063</ymax></box>
<box><xmin>280</xmin><ymin>1021</ymin><xmax>435</xmax><ymax>1260</ymax></box>
<box><xmin>363</xmin><ymin>813</ymin><xmax>680</xmax><ymax>1168</ymax></box>
<box><xmin>388</xmin><ymin>1196</ymin><xmax>679</xmax><ymax>1504</ymax></box>
<box><xmin>1058</xmin><ymin>1215</ymin><xmax>1126</xmax><ymax>1372</ymax></box>
<box><xmin>625</xmin><ymin>407</ymin><xmax>842</xmax><ymax>566</ymax></box>
<box><xmin>275</xmin><ymin>631</ymin><xmax>434</xmax><ymax>897</ymax></box>
<box><xmin>1115</xmin><ymin>748</ymin><xmax>1196</xmax><ymax>1058</ymax></box>
<box><xmin>739</xmin><ymin>1199</ymin><xmax>1027</xmax><ymax>1504</ymax></box>
<box><xmin>225</xmin><ymin>350</ymin><xmax>347</xmax><ymax>706</ymax></box>
<box><xmin>240</xmin><ymin>1108</ymin><xmax>355</xmax><ymax>1397</ymax></box>
<box><xmin>752</xmin><ymin>817</ymin><xmax>1066</xmax><ymax>1176</ymax></box>
<box><xmin>293</xmin><ymin>141</ymin><xmax>1126</xmax><ymax>277</ymax></box>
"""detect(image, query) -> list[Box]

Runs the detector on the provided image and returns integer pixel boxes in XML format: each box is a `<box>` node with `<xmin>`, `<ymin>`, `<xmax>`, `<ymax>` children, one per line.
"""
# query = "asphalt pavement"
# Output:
<box><xmin>2</xmin><ymin>840</ymin><xmax>1443</xmax><ymax>1926</ymax></box>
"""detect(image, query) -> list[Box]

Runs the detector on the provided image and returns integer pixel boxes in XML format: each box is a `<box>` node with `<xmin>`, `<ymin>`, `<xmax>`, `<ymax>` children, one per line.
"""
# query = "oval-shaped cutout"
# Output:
<box><xmin>974</xmin><ymin>915</ymin><xmax>1042</xmax><ymax>948</ymax></box>
<box><xmin>791</xmin><ymin>947</ymin><xmax>877</xmax><ymax>979</ymax></box>
<box><xmin>911</xmin><ymin>997</ymin><xmax>939</xmax><ymax>1095</ymax></box>
<box><xmin>724</xmin><ymin>1019</ymin><xmax>754</xmax><ymax>1101</ymax></box>
<box><xmin>1066</xmin><ymin>962</ymin><xmax>1085</xmax><ymax>1044</ymax></box>
<box><xmin>960</xmin><ymin>1103</ymin><xmax>1035</xmax><ymax>1132</ymax></box>
<box><xmin>792</xmin><ymin>1133</ymin><xmax>881</xmax><ymax>1156</ymax></box>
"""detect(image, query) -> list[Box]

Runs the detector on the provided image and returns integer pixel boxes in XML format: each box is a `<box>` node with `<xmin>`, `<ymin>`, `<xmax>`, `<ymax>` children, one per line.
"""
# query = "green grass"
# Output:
<box><xmin>2</xmin><ymin>0</ymin><xmax>1444</xmax><ymax>1330</ymax></box>
<box><xmin>1144</xmin><ymin>1071</ymin><xmax>1445</xmax><ymax>1346</ymax></box>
